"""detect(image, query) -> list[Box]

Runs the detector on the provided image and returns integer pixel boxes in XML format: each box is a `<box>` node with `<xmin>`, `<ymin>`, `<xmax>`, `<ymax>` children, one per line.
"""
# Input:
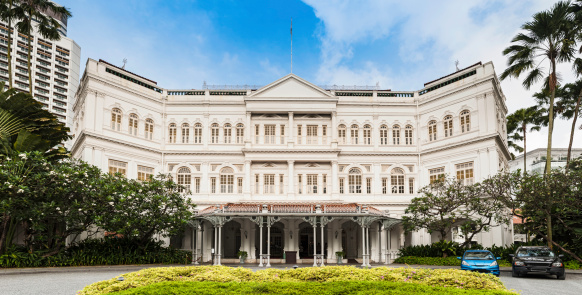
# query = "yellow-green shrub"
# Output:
<box><xmin>79</xmin><ymin>265</ymin><xmax>511</xmax><ymax>295</ymax></box>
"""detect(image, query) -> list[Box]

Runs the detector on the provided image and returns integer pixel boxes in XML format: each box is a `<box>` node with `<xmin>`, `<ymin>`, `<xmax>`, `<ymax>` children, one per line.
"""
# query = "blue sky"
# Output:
<box><xmin>58</xmin><ymin>0</ymin><xmax>580</xmax><ymax>151</ymax></box>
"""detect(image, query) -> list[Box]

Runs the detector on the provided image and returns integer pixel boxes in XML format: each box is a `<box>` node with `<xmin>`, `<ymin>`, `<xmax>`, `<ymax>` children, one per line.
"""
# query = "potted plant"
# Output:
<box><xmin>335</xmin><ymin>251</ymin><xmax>346</xmax><ymax>264</ymax></box>
<box><xmin>237</xmin><ymin>251</ymin><xmax>248</xmax><ymax>264</ymax></box>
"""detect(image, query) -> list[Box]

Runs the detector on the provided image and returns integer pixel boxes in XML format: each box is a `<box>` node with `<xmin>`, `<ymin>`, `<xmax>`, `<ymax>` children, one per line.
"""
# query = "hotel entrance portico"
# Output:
<box><xmin>190</xmin><ymin>203</ymin><xmax>403</xmax><ymax>266</ymax></box>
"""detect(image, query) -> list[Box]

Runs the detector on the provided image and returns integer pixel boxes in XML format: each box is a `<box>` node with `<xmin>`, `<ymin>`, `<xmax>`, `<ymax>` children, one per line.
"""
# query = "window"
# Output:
<box><xmin>392</xmin><ymin>125</ymin><xmax>400</xmax><ymax>145</ymax></box>
<box><xmin>391</xmin><ymin>168</ymin><xmax>405</xmax><ymax>194</ymax></box>
<box><xmin>168</xmin><ymin>123</ymin><xmax>177</xmax><ymax>143</ymax></box>
<box><xmin>429</xmin><ymin>167</ymin><xmax>445</xmax><ymax>183</ymax></box>
<box><xmin>348</xmin><ymin>168</ymin><xmax>362</xmax><ymax>194</ymax></box>
<box><xmin>297</xmin><ymin>174</ymin><xmax>302</xmax><ymax>194</ymax></box>
<box><xmin>382</xmin><ymin>178</ymin><xmax>387</xmax><ymax>194</ymax></box>
<box><xmin>211</xmin><ymin>123</ymin><xmax>219</xmax><ymax>143</ymax></box>
<box><xmin>137</xmin><ymin>165</ymin><xmax>154</xmax><ymax>181</ymax></box>
<box><xmin>307</xmin><ymin>174</ymin><xmax>318</xmax><ymax>194</ymax></box>
<box><xmin>224</xmin><ymin>123</ymin><xmax>232</xmax><ymax>143</ymax></box>
<box><xmin>350</xmin><ymin>124</ymin><xmax>359</xmax><ymax>144</ymax></box>
<box><xmin>265</xmin><ymin>124</ymin><xmax>275</xmax><ymax>144</ymax></box>
<box><xmin>195</xmin><ymin>177</ymin><xmax>201</xmax><ymax>193</ymax></box>
<box><xmin>339</xmin><ymin>178</ymin><xmax>345</xmax><ymax>194</ymax></box>
<box><xmin>307</xmin><ymin>125</ymin><xmax>317</xmax><ymax>144</ymax></box>
<box><xmin>428</xmin><ymin>120</ymin><xmax>437</xmax><ymax>141</ymax></box>
<box><xmin>297</xmin><ymin>124</ymin><xmax>302</xmax><ymax>144</ymax></box>
<box><xmin>405</xmin><ymin>125</ymin><xmax>413</xmax><ymax>145</ymax></box>
<box><xmin>211</xmin><ymin>177</ymin><xmax>216</xmax><ymax>194</ymax></box>
<box><xmin>255</xmin><ymin>125</ymin><xmax>259</xmax><ymax>144</ymax></box>
<box><xmin>322</xmin><ymin>125</ymin><xmax>327</xmax><ymax>144</ymax></box>
<box><xmin>279</xmin><ymin>175</ymin><xmax>285</xmax><ymax>194</ymax></box>
<box><xmin>237</xmin><ymin>177</ymin><xmax>243</xmax><ymax>194</ymax></box>
<box><xmin>366</xmin><ymin>178</ymin><xmax>372</xmax><ymax>194</ymax></box>
<box><xmin>236</xmin><ymin>124</ymin><xmax>244</xmax><ymax>144</ymax></box>
<box><xmin>255</xmin><ymin>174</ymin><xmax>260</xmax><ymax>194</ymax></box>
<box><xmin>363</xmin><ymin>125</ymin><xmax>371</xmax><ymax>145</ymax></box>
<box><xmin>409</xmin><ymin>178</ymin><xmax>415</xmax><ymax>194</ymax></box>
<box><xmin>194</xmin><ymin>123</ymin><xmax>202</xmax><ymax>143</ymax></box>
<box><xmin>111</xmin><ymin>108</ymin><xmax>122</xmax><ymax>131</ymax></box>
<box><xmin>461</xmin><ymin>110</ymin><xmax>471</xmax><ymax>133</ymax></box>
<box><xmin>380</xmin><ymin>125</ymin><xmax>388</xmax><ymax>145</ymax></box>
<box><xmin>280</xmin><ymin>125</ymin><xmax>285</xmax><ymax>144</ymax></box>
<box><xmin>456</xmin><ymin>162</ymin><xmax>474</xmax><ymax>185</ymax></box>
<box><xmin>108</xmin><ymin>159</ymin><xmax>127</xmax><ymax>176</ymax></box>
<box><xmin>128</xmin><ymin>114</ymin><xmax>138</xmax><ymax>136</ymax></box>
<box><xmin>264</xmin><ymin>174</ymin><xmax>275</xmax><ymax>194</ymax></box>
<box><xmin>182</xmin><ymin>123</ymin><xmax>190</xmax><ymax>143</ymax></box>
<box><xmin>145</xmin><ymin>119</ymin><xmax>154</xmax><ymax>140</ymax></box>
<box><xmin>338</xmin><ymin>124</ymin><xmax>346</xmax><ymax>144</ymax></box>
<box><xmin>444</xmin><ymin>115</ymin><xmax>453</xmax><ymax>137</ymax></box>
<box><xmin>220</xmin><ymin>167</ymin><xmax>234</xmax><ymax>193</ymax></box>
<box><xmin>177</xmin><ymin>167</ymin><xmax>191</xmax><ymax>191</ymax></box>
<box><xmin>322</xmin><ymin>174</ymin><xmax>327</xmax><ymax>194</ymax></box>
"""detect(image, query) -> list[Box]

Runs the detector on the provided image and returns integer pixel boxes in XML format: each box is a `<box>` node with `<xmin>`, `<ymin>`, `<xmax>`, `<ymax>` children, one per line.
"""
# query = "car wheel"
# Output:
<box><xmin>512</xmin><ymin>270</ymin><xmax>519</xmax><ymax>277</ymax></box>
<box><xmin>557</xmin><ymin>273</ymin><xmax>566</xmax><ymax>280</ymax></box>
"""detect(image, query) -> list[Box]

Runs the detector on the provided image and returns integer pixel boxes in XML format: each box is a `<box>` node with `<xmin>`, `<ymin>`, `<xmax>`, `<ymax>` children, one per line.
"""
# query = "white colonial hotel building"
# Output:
<box><xmin>72</xmin><ymin>59</ymin><xmax>513</xmax><ymax>265</ymax></box>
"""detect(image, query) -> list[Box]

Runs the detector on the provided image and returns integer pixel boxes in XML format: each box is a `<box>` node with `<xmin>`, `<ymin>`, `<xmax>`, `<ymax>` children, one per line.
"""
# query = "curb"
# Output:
<box><xmin>0</xmin><ymin>264</ymin><xmax>187</xmax><ymax>276</ymax></box>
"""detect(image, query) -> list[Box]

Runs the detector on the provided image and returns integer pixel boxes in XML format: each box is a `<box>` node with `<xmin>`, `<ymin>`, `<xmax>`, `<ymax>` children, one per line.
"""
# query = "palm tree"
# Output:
<box><xmin>560</xmin><ymin>81</ymin><xmax>582</xmax><ymax>169</ymax></box>
<box><xmin>500</xmin><ymin>1</ymin><xmax>575</xmax><ymax>249</ymax></box>
<box><xmin>12</xmin><ymin>0</ymin><xmax>71</xmax><ymax>95</ymax></box>
<box><xmin>0</xmin><ymin>0</ymin><xmax>19</xmax><ymax>88</ymax></box>
<box><xmin>507</xmin><ymin>107</ymin><xmax>542</xmax><ymax>172</ymax></box>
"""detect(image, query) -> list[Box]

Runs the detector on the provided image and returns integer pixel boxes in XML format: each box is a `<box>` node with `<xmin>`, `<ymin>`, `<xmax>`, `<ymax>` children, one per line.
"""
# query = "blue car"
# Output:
<box><xmin>458</xmin><ymin>250</ymin><xmax>501</xmax><ymax>276</ymax></box>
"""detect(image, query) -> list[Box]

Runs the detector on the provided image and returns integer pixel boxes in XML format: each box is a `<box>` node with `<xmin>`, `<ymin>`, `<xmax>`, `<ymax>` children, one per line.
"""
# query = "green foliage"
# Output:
<box><xmin>79</xmin><ymin>265</ymin><xmax>512</xmax><ymax>295</ymax></box>
<box><xmin>237</xmin><ymin>251</ymin><xmax>248</xmax><ymax>258</ymax></box>
<box><xmin>0</xmin><ymin>237</ymin><xmax>191</xmax><ymax>268</ymax></box>
<box><xmin>110</xmin><ymin>281</ymin><xmax>515</xmax><ymax>295</ymax></box>
<box><xmin>394</xmin><ymin>256</ymin><xmax>463</xmax><ymax>266</ymax></box>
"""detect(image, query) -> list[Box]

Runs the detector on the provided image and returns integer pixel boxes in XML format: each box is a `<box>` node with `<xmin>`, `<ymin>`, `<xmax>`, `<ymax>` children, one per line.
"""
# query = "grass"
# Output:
<box><xmin>110</xmin><ymin>281</ymin><xmax>515</xmax><ymax>295</ymax></box>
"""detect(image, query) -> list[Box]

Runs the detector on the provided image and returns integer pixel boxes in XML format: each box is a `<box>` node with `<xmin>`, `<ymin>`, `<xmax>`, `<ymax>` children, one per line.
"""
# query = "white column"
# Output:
<box><xmin>332</xmin><ymin>161</ymin><xmax>338</xmax><ymax>195</ymax></box>
<box><xmin>366</xmin><ymin>227</ymin><xmax>371</xmax><ymax>266</ymax></box>
<box><xmin>275</xmin><ymin>123</ymin><xmax>281</xmax><ymax>144</ymax></box>
<box><xmin>313</xmin><ymin>224</ymin><xmax>317</xmax><ymax>267</ymax></box>
<box><xmin>317</xmin><ymin>124</ymin><xmax>322</xmax><ymax>145</ymax></box>
<box><xmin>320</xmin><ymin>224</ymin><xmax>325</xmax><ymax>266</ymax></box>
<box><xmin>213</xmin><ymin>225</ymin><xmax>217</xmax><ymax>265</ymax></box>
<box><xmin>259</xmin><ymin>173</ymin><xmax>264</xmax><ymax>195</ymax></box>
<box><xmin>331</xmin><ymin>111</ymin><xmax>337</xmax><ymax>142</ymax></box>
<box><xmin>201</xmin><ymin>162</ymin><xmax>209</xmax><ymax>194</ymax></box>
<box><xmin>258</xmin><ymin>223</ymin><xmax>264</xmax><ymax>267</ymax></box>
<box><xmin>203</xmin><ymin>114</ymin><xmax>209</xmax><ymax>148</ymax></box>
<box><xmin>373</xmin><ymin>163</ymin><xmax>381</xmax><ymax>195</ymax></box>
<box><xmin>288</xmin><ymin>112</ymin><xmax>294</xmax><ymax>145</ymax></box>
<box><xmin>373</xmin><ymin>115</ymin><xmax>379</xmax><ymax>150</ymax></box>
<box><xmin>317</xmin><ymin>174</ymin><xmax>323</xmax><ymax>195</ymax></box>
<box><xmin>288</xmin><ymin>160</ymin><xmax>295</xmax><ymax>194</ymax></box>
<box><xmin>259</xmin><ymin>123</ymin><xmax>264</xmax><ymax>145</ymax></box>
<box><xmin>267</xmin><ymin>224</ymin><xmax>271</xmax><ymax>267</ymax></box>
<box><xmin>191</xmin><ymin>226</ymin><xmax>197</xmax><ymax>264</ymax></box>
<box><xmin>361</xmin><ymin>226</ymin><xmax>367</xmax><ymax>267</ymax></box>
<box><xmin>244</xmin><ymin>160</ymin><xmax>251</xmax><ymax>195</ymax></box>
<box><xmin>217</xmin><ymin>225</ymin><xmax>222</xmax><ymax>265</ymax></box>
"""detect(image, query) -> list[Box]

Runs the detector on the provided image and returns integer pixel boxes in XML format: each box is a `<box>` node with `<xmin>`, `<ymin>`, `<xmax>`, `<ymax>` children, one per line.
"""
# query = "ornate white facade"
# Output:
<box><xmin>72</xmin><ymin>59</ymin><xmax>512</xmax><ymax>265</ymax></box>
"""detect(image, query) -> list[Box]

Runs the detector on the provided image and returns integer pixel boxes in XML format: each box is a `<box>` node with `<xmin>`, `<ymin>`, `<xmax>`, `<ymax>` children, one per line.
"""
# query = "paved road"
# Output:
<box><xmin>0</xmin><ymin>266</ymin><xmax>581</xmax><ymax>295</ymax></box>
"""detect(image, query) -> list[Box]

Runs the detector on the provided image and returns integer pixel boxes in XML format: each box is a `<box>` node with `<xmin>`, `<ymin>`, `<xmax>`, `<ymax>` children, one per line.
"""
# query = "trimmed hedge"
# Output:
<box><xmin>79</xmin><ymin>265</ymin><xmax>512</xmax><ymax>295</ymax></box>
<box><xmin>0</xmin><ymin>238</ymin><xmax>191</xmax><ymax>268</ymax></box>
<box><xmin>393</xmin><ymin>256</ymin><xmax>511</xmax><ymax>267</ymax></box>
<box><xmin>110</xmin><ymin>281</ymin><xmax>515</xmax><ymax>295</ymax></box>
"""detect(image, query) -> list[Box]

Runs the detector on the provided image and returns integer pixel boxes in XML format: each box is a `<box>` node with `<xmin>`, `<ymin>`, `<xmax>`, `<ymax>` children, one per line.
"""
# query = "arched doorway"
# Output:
<box><xmin>222</xmin><ymin>220</ymin><xmax>241</xmax><ymax>258</ymax></box>
<box><xmin>341</xmin><ymin>220</ymin><xmax>359</xmax><ymax>259</ymax></box>
<box><xmin>254</xmin><ymin>222</ymin><xmax>285</xmax><ymax>259</ymax></box>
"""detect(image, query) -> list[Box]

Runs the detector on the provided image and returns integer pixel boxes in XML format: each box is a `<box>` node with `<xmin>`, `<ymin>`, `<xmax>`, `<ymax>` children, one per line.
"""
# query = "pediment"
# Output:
<box><xmin>249</xmin><ymin>74</ymin><xmax>334</xmax><ymax>98</ymax></box>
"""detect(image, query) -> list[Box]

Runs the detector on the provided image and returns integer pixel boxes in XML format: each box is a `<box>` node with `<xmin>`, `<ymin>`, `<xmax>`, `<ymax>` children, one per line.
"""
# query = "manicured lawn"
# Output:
<box><xmin>110</xmin><ymin>281</ymin><xmax>514</xmax><ymax>295</ymax></box>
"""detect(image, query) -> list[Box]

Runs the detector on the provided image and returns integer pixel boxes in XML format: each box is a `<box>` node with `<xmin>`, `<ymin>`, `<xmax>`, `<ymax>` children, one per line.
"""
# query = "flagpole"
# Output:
<box><xmin>290</xmin><ymin>18</ymin><xmax>293</xmax><ymax>73</ymax></box>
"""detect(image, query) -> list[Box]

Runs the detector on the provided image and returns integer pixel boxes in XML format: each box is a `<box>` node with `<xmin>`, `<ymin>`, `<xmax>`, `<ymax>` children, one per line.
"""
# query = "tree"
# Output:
<box><xmin>0</xmin><ymin>83</ymin><xmax>71</xmax><ymax>158</ymax></box>
<box><xmin>561</xmin><ymin>81</ymin><xmax>582</xmax><ymax>169</ymax></box>
<box><xmin>96</xmin><ymin>174</ymin><xmax>196</xmax><ymax>246</ymax></box>
<box><xmin>500</xmin><ymin>1</ymin><xmax>575</xmax><ymax>248</ymax></box>
<box><xmin>506</xmin><ymin>107</ymin><xmax>542</xmax><ymax>171</ymax></box>
<box><xmin>12</xmin><ymin>0</ymin><xmax>71</xmax><ymax>94</ymax></box>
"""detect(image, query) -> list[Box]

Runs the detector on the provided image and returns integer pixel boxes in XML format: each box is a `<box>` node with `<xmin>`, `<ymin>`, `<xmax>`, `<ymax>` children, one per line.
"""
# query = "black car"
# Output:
<box><xmin>510</xmin><ymin>246</ymin><xmax>566</xmax><ymax>280</ymax></box>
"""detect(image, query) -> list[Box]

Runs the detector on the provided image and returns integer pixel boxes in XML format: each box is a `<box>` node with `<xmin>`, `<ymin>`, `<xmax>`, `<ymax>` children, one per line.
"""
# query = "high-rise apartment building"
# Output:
<box><xmin>0</xmin><ymin>2</ymin><xmax>81</xmax><ymax>129</ymax></box>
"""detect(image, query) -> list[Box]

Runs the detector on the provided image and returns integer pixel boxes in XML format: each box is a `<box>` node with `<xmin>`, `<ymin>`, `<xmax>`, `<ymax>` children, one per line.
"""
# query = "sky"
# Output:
<box><xmin>58</xmin><ymin>0</ymin><xmax>581</xmax><ymax>154</ymax></box>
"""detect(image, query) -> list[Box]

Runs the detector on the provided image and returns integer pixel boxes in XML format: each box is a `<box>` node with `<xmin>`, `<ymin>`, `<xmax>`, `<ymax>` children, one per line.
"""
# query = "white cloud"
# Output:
<box><xmin>302</xmin><ymin>0</ymin><xmax>582</xmax><ymax>153</ymax></box>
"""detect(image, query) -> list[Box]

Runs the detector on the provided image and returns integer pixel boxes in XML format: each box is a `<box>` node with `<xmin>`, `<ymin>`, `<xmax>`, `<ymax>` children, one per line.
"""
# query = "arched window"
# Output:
<box><xmin>128</xmin><ymin>113</ymin><xmax>138</xmax><ymax>136</ymax></box>
<box><xmin>350</xmin><ymin>124</ymin><xmax>359</xmax><ymax>144</ymax></box>
<box><xmin>177</xmin><ymin>167</ymin><xmax>191</xmax><ymax>192</ymax></box>
<box><xmin>444</xmin><ymin>115</ymin><xmax>453</xmax><ymax>137</ymax></box>
<box><xmin>181</xmin><ymin>123</ymin><xmax>190</xmax><ymax>143</ymax></box>
<box><xmin>224</xmin><ymin>123</ymin><xmax>232</xmax><ymax>143</ymax></box>
<box><xmin>338</xmin><ymin>124</ymin><xmax>346</xmax><ymax>144</ymax></box>
<box><xmin>211</xmin><ymin>123</ymin><xmax>219</xmax><ymax>143</ymax></box>
<box><xmin>363</xmin><ymin>124</ymin><xmax>372</xmax><ymax>145</ymax></box>
<box><xmin>380</xmin><ymin>125</ymin><xmax>388</xmax><ymax>145</ymax></box>
<box><xmin>168</xmin><ymin>123</ymin><xmax>177</xmax><ymax>143</ymax></box>
<box><xmin>392</xmin><ymin>125</ymin><xmax>401</xmax><ymax>145</ymax></box>
<box><xmin>348</xmin><ymin>168</ymin><xmax>362</xmax><ymax>194</ymax></box>
<box><xmin>145</xmin><ymin>118</ymin><xmax>154</xmax><ymax>140</ymax></box>
<box><xmin>428</xmin><ymin>120</ymin><xmax>437</xmax><ymax>141</ymax></box>
<box><xmin>111</xmin><ymin>108</ymin><xmax>122</xmax><ymax>131</ymax></box>
<box><xmin>405</xmin><ymin>125</ymin><xmax>413</xmax><ymax>145</ymax></box>
<box><xmin>391</xmin><ymin>168</ymin><xmax>405</xmax><ymax>194</ymax></box>
<box><xmin>194</xmin><ymin>123</ymin><xmax>202</xmax><ymax>143</ymax></box>
<box><xmin>236</xmin><ymin>123</ymin><xmax>244</xmax><ymax>144</ymax></box>
<box><xmin>220</xmin><ymin>167</ymin><xmax>234</xmax><ymax>193</ymax></box>
<box><xmin>460</xmin><ymin>110</ymin><xmax>470</xmax><ymax>133</ymax></box>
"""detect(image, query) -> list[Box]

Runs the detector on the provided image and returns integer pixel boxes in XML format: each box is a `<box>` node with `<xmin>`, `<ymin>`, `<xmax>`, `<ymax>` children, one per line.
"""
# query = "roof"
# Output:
<box><xmin>423</xmin><ymin>62</ymin><xmax>482</xmax><ymax>87</ymax></box>
<box><xmin>196</xmin><ymin>203</ymin><xmax>388</xmax><ymax>216</ymax></box>
<box><xmin>99</xmin><ymin>59</ymin><xmax>158</xmax><ymax>85</ymax></box>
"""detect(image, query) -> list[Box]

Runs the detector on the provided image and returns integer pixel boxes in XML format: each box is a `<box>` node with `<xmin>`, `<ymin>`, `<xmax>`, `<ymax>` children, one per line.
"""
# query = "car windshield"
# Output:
<box><xmin>516</xmin><ymin>248</ymin><xmax>555</xmax><ymax>258</ymax></box>
<box><xmin>464</xmin><ymin>252</ymin><xmax>494</xmax><ymax>260</ymax></box>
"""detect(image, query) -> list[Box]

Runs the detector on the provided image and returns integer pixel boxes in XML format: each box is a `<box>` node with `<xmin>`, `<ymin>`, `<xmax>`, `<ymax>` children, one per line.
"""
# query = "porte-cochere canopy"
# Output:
<box><xmin>196</xmin><ymin>203</ymin><xmax>388</xmax><ymax>217</ymax></box>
